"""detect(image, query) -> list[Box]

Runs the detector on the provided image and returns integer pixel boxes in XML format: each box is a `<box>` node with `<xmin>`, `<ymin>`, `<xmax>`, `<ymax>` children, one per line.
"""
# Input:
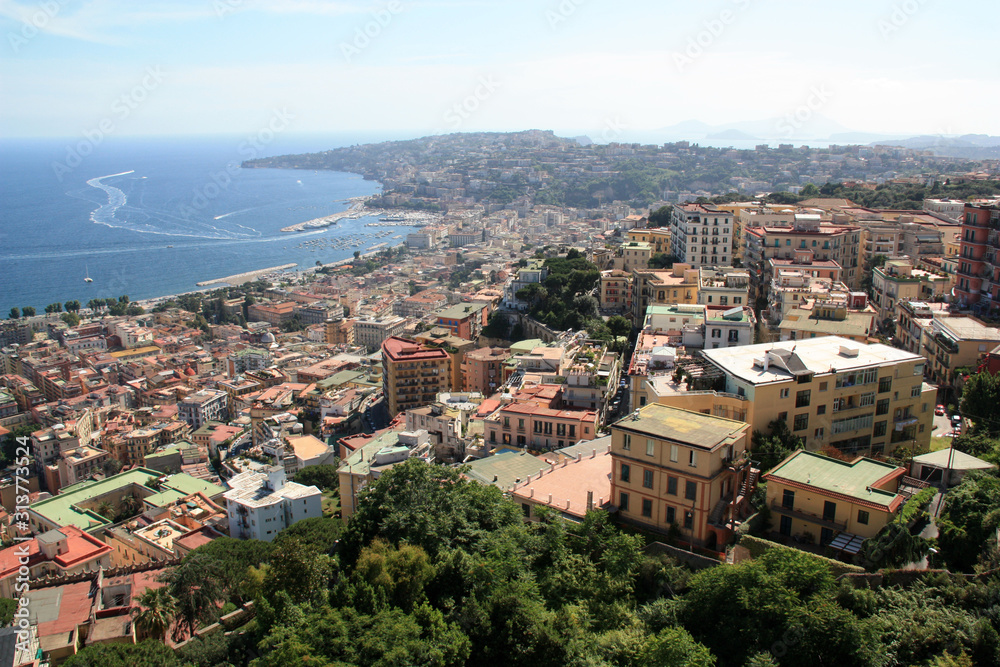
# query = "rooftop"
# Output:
<box><xmin>612</xmin><ymin>404</ymin><xmax>747</xmax><ymax>451</ymax></box>
<box><xmin>765</xmin><ymin>450</ymin><xmax>905</xmax><ymax>511</ymax></box>
<box><xmin>702</xmin><ymin>336</ymin><xmax>923</xmax><ymax>386</ymax></box>
<box><xmin>462</xmin><ymin>451</ymin><xmax>551</xmax><ymax>491</ymax></box>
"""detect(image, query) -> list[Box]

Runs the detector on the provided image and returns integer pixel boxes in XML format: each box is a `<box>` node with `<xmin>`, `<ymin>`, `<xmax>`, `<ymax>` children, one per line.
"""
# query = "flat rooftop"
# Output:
<box><xmin>612</xmin><ymin>404</ymin><xmax>746</xmax><ymax>451</ymax></box>
<box><xmin>702</xmin><ymin>335</ymin><xmax>922</xmax><ymax>386</ymax></box>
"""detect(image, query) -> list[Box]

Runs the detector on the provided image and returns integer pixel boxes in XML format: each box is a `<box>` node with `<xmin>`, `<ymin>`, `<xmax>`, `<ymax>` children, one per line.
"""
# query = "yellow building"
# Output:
<box><xmin>871</xmin><ymin>258</ymin><xmax>951</xmax><ymax>326</ymax></box>
<box><xmin>922</xmin><ymin>315</ymin><xmax>1000</xmax><ymax>387</ymax></box>
<box><xmin>626</xmin><ymin>228</ymin><xmax>671</xmax><ymax>254</ymax></box>
<box><xmin>614</xmin><ymin>241</ymin><xmax>653</xmax><ymax>273</ymax></box>
<box><xmin>763</xmin><ymin>449</ymin><xmax>906</xmax><ymax>547</ymax></box>
<box><xmin>610</xmin><ymin>404</ymin><xmax>757</xmax><ymax>550</ymax></box>
<box><xmin>600</xmin><ymin>269</ymin><xmax>632</xmax><ymax>313</ymax></box>
<box><xmin>698</xmin><ymin>336</ymin><xmax>935</xmax><ymax>456</ymax></box>
<box><xmin>630</xmin><ymin>264</ymin><xmax>699</xmax><ymax>326</ymax></box>
<box><xmin>381</xmin><ymin>336</ymin><xmax>452</xmax><ymax>418</ymax></box>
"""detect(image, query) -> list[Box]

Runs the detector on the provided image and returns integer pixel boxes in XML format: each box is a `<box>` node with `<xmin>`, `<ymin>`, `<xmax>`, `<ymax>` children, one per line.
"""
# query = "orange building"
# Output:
<box><xmin>381</xmin><ymin>336</ymin><xmax>452</xmax><ymax>417</ymax></box>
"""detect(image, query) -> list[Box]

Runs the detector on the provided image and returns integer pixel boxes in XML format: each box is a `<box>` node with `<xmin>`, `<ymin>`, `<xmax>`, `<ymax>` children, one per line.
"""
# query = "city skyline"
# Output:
<box><xmin>2</xmin><ymin>0</ymin><xmax>999</xmax><ymax>141</ymax></box>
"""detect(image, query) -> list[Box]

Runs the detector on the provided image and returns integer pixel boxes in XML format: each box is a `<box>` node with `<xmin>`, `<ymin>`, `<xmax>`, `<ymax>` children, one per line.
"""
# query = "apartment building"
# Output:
<box><xmin>483</xmin><ymin>402</ymin><xmax>598</xmax><ymax>451</ymax></box>
<box><xmin>177</xmin><ymin>389</ymin><xmax>228</xmax><ymax>429</ymax></box>
<box><xmin>697</xmin><ymin>267</ymin><xmax>750</xmax><ymax>308</ymax></box>
<box><xmin>778</xmin><ymin>304</ymin><xmax>875</xmax><ymax>344</ymax></box>
<box><xmin>871</xmin><ymin>259</ymin><xmax>950</xmax><ymax>326</ymax></box>
<box><xmin>630</xmin><ymin>265</ymin><xmax>699</xmax><ymax>326</ymax></box>
<box><xmin>954</xmin><ymin>203</ymin><xmax>1000</xmax><ymax>310</ymax></box>
<box><xmin>433</xmin><ymin>302</ymin><xmax>489</xmax><ymax>341</ymax></box>
<box><xmin>609</xmin><ymin>404</ymin><xmax>757</xmax><ymax>550</ymax></box>
<box><xmin>764</xmin><ymin>449</ymin><xmax>906</xmax><ymax>546</ymax></box>
<box><xmin>669</xmin><ymin>204</ymin><xmax>735</xmax><ymax>268</ymax></box>
<box><xmin>324</xmin><ymin>318</ymin><xmax>355</xmax><ymax>346</ymax></box>
<box><xmin>599</xmin><ymin>270</ymin><xmax>632</xmax><ymax>313</ymax></box>
<box><xmin>922</xmin><ymin>315</ymin><xmax>1000</xmax><ymax>387</ymax></box>
<box><xmin>354</xmin><ymin>316</ymin><xmax>407</xmax><ymax>352</ymax></box>
<box><xmin>0</xmin><ymin>526</ymin><xmax>113</xmax><ymax>598</ymax></box>
<box><xmin>247</xmin><ymin>301</ymin><xmax>297</xmax><ymax>326</ymax></box>
<box><xmin>625</xmin><ymin>227</ymin><xmax>671</xmax><ymax>254</ymax></box>
<box><xmin>613</xmin><ymin>241</ymin><xmax>653</xmax><ymax>273</ymax></box>
<box><xmin>57</xmin><ymin>446</ymin><xmax>110</xmax><ymax>488</ymax></box>
<box><xmin>226</xmin><ymin>348</ymin><xmax>272</xmax><ymax>377</ymax></box>
<box><xmin>462</xmin><ymin>347</ymin><xmax>510</xmax><ymax>395</ymax></box>
<box><xmin>701</xmin><ymin>336</ymin><xmax>935</xmax><ymax>456</ymax></box>
<box><xmin>895</xmin><ymin>300</ymin><xmax>949</xmax><ymax>356</ymax></box>
<box><xmin>382</xmin><ymin>336</ymin><xmax>452</xmax><ymax>417</ymax></box>
<box><xmin>224</xmin><ymin>466</ymin><xmax>322</xmax><ymax>542</ymax></box>
<box><xmin>503</xmin><ymin>259</ymin><xmax>549</xmax><ymax>310</ymax></box>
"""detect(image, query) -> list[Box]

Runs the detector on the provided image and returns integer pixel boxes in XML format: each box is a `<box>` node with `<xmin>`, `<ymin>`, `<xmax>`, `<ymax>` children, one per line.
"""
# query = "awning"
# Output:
<box><xmin>895</xmin><ymin>418</ymin><xmax>918</xmax><ymax>432</ymax></box>
<box><xmin>828</xmin><ymin>532</ymin><xmax>865</xmax><ymax>555</ymax></box>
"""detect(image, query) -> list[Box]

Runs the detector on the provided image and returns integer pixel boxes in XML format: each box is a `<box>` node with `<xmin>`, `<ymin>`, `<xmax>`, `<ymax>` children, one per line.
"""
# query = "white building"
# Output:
<box><xmin>669</xmin><ymin>204</ymin><xmax>734</xmax><ymax>268</ymax></box>
<box><xmin>224</xmin><ymin>466</ymin><xmax>323</xmax><ymax>542</ymax></box>
<box><xmin>178</xmin><ymin>389</ymin><xmax>228</xmax><ymax>429</ymax></box>
<box><xmin>353</xmin><ymin>316</ymin><xmax>407</xmax><ymax>352</ymax></box>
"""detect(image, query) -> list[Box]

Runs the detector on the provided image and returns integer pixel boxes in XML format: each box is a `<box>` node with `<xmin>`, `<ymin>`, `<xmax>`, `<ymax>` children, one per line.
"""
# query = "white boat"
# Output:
<box><xmin>84</xmin><ymin>265</ymin><xmax>93</xmax><ymax>283</ymax></box>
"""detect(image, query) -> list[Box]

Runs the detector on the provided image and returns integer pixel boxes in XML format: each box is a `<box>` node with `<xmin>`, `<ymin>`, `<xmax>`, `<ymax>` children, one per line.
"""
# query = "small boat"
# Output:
<box><xmin>84</xmin><ymin>265</ymin><xmax>93</xmax><ymax>283</ymax></box>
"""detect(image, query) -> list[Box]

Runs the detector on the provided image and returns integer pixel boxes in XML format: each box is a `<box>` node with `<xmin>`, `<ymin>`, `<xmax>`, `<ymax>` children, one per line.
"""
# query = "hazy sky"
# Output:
<box><xmin>2</xmin><ymin>0</ymin><xmax>998</xmax><ymax>141</ymax></box>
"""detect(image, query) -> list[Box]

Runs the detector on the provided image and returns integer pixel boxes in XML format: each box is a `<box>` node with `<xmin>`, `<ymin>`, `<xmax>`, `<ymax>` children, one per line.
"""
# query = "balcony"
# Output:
<box><xmin>770</xmin><ymin>501</ymin><xmax>847</xmax><ymax>532</ymax></box>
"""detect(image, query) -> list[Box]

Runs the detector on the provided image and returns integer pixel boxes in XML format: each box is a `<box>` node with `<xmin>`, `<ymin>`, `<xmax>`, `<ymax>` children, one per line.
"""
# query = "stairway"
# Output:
<box><xmin>739</xmin><ymin>468</ymin><xmax>760</xmax><ymax>499</ymax></box>
<box><xmin>709</xmin><ymin>496</ymin><xmax>729</xmax><ymax>525</ymax></box>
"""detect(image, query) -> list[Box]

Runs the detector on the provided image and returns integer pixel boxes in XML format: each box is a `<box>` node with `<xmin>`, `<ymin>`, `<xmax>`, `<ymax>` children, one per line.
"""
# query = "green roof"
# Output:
<box><xmin>613</xmin><ymin>404</ymin><xmax>746</xmax><ymax>450</ymax></box>
<box><xmin>340</xmin><ymin>431</ymin><xmax>402</xmax><ymax>477</ymax></box>
<box><xmin>434</xmin><ymin>302</ymin><xmax>488</xmax><ymax>320</ymax></box>
<box><xmin>463</xmin><ymin>451</ymin><xmax>550</xmax><ymax>491</ymax></box>
<box><xmin>767</xmin><ymin>451</ymin><xmax>901</xmax><ymax>508</ymax></box>
<box><xmin>144</xmin><ymin>488</ymin><xmax>186</xmax><ymax>506</ymax></box>
<box><xmin>509</xmin><ymin>339</ymin><xmax>544</xmax><ymax>354</ymax></box>
<box><xmin>316</xmin><ymin>370</ymin><xmax>365</xmax><ymax>390</ymax></box>
<box><xmin>28</xmin><ymin>467</ymin><xmax>225</xmax><ymax>533</ymax></box>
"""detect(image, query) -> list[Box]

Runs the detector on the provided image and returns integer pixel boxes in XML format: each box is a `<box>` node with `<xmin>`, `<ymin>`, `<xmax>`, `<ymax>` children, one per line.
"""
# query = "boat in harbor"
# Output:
<box><xmin>84</xmin><ymin>265</ymin><xmax>93</xmax><ymax>283</ymax></box>
<box><xmin>380</xmin><ymin>214</ymin><xmax>406</xmax><ymax>222</ymax></box>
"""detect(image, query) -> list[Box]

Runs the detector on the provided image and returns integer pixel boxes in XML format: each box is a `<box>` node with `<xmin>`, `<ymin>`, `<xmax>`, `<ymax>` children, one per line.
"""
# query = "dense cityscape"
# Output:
<box><xmin>1</xmin><ymin>127</ymin><xmax>1000</xmax><ymax>665</ymax></box>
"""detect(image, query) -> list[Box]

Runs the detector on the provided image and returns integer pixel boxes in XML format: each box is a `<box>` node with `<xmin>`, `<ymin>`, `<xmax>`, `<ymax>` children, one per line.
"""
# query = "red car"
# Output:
<box><xmin>935</xmin><ymin>404</ymin><xmax>946</xmax><ymax>416</ymax></box>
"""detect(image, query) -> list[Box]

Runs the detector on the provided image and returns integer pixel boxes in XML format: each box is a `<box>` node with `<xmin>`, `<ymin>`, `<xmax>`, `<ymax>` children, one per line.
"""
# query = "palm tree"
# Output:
<box><xmin>118</xmin><ymin>494</ymin><xmax>143</xmax><ymax>519</ymax></box>
<box><xmin>160</xmin><ymin>552</ymin><xmax>225</xmax><ymax>637</ymax></box>
<box><xmin>95</xmin><ymin>500</ymin><xmax>115</xmax><ymax>520</ymax></box>
<box><xmin>131</xmin><ymin>587</ymin><xmax>176</xmax><ymax>641</ymax></box>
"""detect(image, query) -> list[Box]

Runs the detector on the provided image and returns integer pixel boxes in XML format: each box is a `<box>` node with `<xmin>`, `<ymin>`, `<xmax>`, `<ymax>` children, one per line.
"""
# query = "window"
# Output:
<box><xmin>641</xmin><ymin>498</ymin><xmax>653</xmax><ymax>518</ymax></box>
<box><xmin>667</xmin><ymin>476</ymin><xmax>677</xmax><ymax>495</ymax></box>
<box><xmin>780</xmin><ymin>388</ymin><xmax>790</xmax><ymax>399</ymax></box>
<box><xmin>685</xmin><ymin>480</ymin><xmax>697</xmax><ymax>501</ymax></box>
<box><xmin>646</xmin><ymin>439</ymin><xmax>655</xmax><ymax>456</ymax></box>
<box><xmin>670</xmin><ymin>444</ymin><xmax>678</xmax><ymax>462</ymax></box>
<box><xmin>817</xmin><ymin>404</ymin><xmax>826</xmax><ymax>415</ymax></box>
<box><xmin>823</xmin><ymin>501</ymin><xmax>836</xmax><ymax>522</ymax></box>
<box><xmin>860</xmin><ymin>392</ymin><xmax>875</xmax><ymax>407</ymax></box>
<box><xmin>876</xmin><ymin>398</ymin><xmax>890</xmax><ymax>416</ymax></box>
<box><xmin>684</xmin><ymin>511</ymin><xmax>694</xmax><ymax>530</ymax></box>
<box><xmin>782</xmin><ymin>489</ymin><xmax>795</xmax><ymax>509</ymax></box>
<box><xmin>619</xmin><ymin>492</ymin><xmax>629</xmax><ymax>512</ymax></box>
<box><xmin>878</xmin><ymin>376</ymin><xmax>892</xmax><ymax>393</ymax></box>
<box><xmin>857</xmin><ymin>510</ymin><xmax>869</xmax><ymax>525</ymax></box>
<box><xmin>643</xmin><ymin>469</ymin><xmax>653</xmax><ymax>489</ymax></box>
<box><xmin>814</xmin><ymin>427</ymin><xmax>825</xmax><ymax>438</ymax></box>
<box><xmin>911</xmin><ymin>384</ymin><xmax>921</xmax><ymax>398</ymax></box>
<box><xmin>873</xmin><ymin>421</ymin><xmax>887</xmax><ymax>437</ymax></box>
<box><xmin>711</xmin><ymin>328</ymin><xmax>721</xmax><ymax>338</ymax></box>
<box><xmin>793</xmin><ymin>413</ymin><xmax>809</xmax><ymax>431</ymax></box>
<box><xmin>620</xmin><ymin>463</ymin><xmax>630</xmax><ymax>483</ymax></box>
<box><xmin>689</xmin><ymin>450</ymin><xmax>697</xmax><ymax>467</ymax></box>
<box><xmin>819</xmin><ymin>382</ymin><xmax>828</xmax><ymax>391</ymax></box>
<box><xmin>796</xmin><ymin>390</ymin><xmax>810</xmax><ymax>408</ymax></box>
<box><xmin>666</xmin><ymin>505</ymin><xmax>676</xmax><ymax>524</ymax></box>
<box><xmin>623</xmin><ymin>433</ymin><xmax>631</xmax><ymax>450</ymax></box>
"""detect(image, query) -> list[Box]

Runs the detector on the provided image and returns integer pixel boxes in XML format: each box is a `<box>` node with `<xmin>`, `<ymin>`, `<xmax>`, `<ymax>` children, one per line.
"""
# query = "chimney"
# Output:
<box><xmin>587</xmin><ymin>490</ymin><xmax>594</xmax><ymax>510</ymax></box>
<box><xmin>530</xmin><ymin>488</ymin><xmax>534</xmax><ymax>497</ymax></box>
<box><xmin>548</xmin><ymin>494</ymin><xmax>553</xmax><ymax>504</ymax></box>
<box><xmin>566</xmin><ymin>500</ymin><xmax>571</xmax><ymax>509</ymax></box>
<box><xmin>592</xmin><ymin>449</ymin><xmax>596</xmax><ymax>458</ymax></box>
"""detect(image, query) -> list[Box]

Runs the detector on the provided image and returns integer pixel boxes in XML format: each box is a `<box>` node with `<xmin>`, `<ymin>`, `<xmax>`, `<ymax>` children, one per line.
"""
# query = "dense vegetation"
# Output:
<box><xmin>515</xmin><ymin>249</ymin><xmax>601</xmax><ymax>332</ymax></box>
<box><xmin>59</xmin><ymin>459</ymin><xmax>1000</xmax><ymax>667</ymax></box>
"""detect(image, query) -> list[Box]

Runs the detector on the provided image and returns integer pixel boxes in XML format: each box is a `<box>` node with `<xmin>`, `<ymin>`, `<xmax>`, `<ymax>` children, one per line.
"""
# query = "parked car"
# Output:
<box><xmin>935</xmin><ymin>404</ymin><xmax>946</xmax><ymax>416</ymax></box>
<box><xmin>952</xmin><ymin>414</ymin><xmax>963</xmax><ymax>427</ymax></box>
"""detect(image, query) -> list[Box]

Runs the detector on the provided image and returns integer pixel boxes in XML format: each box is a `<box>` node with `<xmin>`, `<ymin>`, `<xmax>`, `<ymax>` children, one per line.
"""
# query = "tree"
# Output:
<box><xmin>94</xmin><ymin>500</ymin><xmax>115</xmax><ymax>520</ymax></box>
<box><xmin>262</xmin><ymin>537</ymin><xmax>333</xmax><ymax>605</ymax></box>
<box><xmin>161</xmin><ymin>550</ymin><xmax>227</xmax><ymax>635</ymax></box>
<box><xmin>960</xmin><ymin>372</ymin><xmax>1000</xmax><ymax>436</ymax></box>
<box><xmin>44</xmin><ymin>302</ymin><xmax>62</xmax><ymax>314</ymax></box>
<box><xmin>61</xmin><ymin>312</ymin><xmax>81</xmax><ymax>327</ymax></box>
<box><xmin>62</xmin><ymin>640</ymin><xmax>180</xmax><ymax>667</ymax></box>
<box><xmin>274</xmin><ymin>516</ymin><xmax>342</xmax><ymax>554</ymax></box>
<box><xmin>8</xmin><ymin>307</ymin><xmax>19</xmax><ymax>319</ymax></box>
<box><xmin>21</xmin><ymin>306</ymin><xmax>35</xmax><ymax>317</ymax></box>
<box><xmin>353</xmin><ymin>250</ymin><xmax>361</xmax><ymax>260</ymax></box>
<box><xmin>800</xmin><ymin>183</ymin><xmax>820</xmax><ymax>197</ymax></box>
<box><xmin>607</xmin><ymin>315</ymin><xmax>631</xmax><ymax>338</ymax></box>
<box><xmin>64</xmin><ymin>300</ymin><xmax>81</xmax><ymax>312</ymax></box>
<box><xmin>640</xmin><ymin>626</ymin><xmax>716</xmax><ymax>666</ymax></box>
<box><xmin>293</xmin><ymin>463</ymin><xmax>340</xmax><ymax>490</ymax></box>
<box><xmin>649</xmin><ymin>253</ymin><xmax>678</xmax><ymax>269</ymax></box>
<box><xmin>937</xmin><ymin>470</ymin><xmax>1000</xmax><ymax>571</ymax></box>
<box><xmin>131</xmin><ymin>587</ymin><xmax>176</xmax><ymax>641</ymax></box>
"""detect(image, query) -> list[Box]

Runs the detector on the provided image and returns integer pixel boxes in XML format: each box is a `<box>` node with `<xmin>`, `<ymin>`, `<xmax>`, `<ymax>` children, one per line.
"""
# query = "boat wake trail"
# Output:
<box><xmin>84</xmin><ymin>172</ymin><xmax>261</xmax><ymax>240</ymax></box>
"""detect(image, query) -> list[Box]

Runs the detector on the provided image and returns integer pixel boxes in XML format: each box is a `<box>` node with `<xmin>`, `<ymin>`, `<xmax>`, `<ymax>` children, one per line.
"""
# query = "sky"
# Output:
<box><xmin>1</xmin><ymin>0</ymin><xmax>998</xmax><ymax>143</ymax></box>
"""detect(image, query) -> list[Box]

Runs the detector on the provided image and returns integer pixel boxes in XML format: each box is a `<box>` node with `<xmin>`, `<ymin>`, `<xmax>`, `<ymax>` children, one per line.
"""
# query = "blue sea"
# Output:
<box><xmin>0</xmin><ymin>133</ymin><xmax>420</xmax><ymax>315</ymax></box>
